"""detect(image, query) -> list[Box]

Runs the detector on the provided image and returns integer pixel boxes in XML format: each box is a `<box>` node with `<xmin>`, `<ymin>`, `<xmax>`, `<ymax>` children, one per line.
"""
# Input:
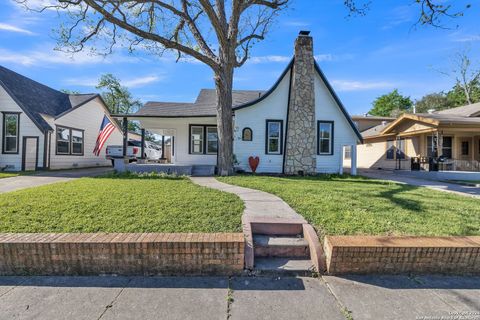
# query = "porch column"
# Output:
<box><xmin>161</xmin><ymin>135</ymin><xmax>166</xmax><ymax>160</ymax></box>
<box><xmin>140</xmin><ymin>129</ymin><xmax>145</xmax><ymax>160</ymax></box>
<box><xmin>350</xmin><ymin>144</ymin><xmax>357</xmax><ymax>176</ymax></box>
<box><xmin>122</xmin><ymin>117</ymin><xmax>128</xmax><ymax>158</ymax></box>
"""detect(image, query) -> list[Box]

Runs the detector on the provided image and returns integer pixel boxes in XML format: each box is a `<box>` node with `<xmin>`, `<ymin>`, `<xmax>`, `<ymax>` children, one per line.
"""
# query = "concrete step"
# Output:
<box><xmin>253</xmin><ymin>234</ymin><xmax>309</xmax><ymax>258</ymax></box>
<box><xmin>254</xmin><ymin>257</ymin><xmax>314</xmax><ymax>276</ymax></box>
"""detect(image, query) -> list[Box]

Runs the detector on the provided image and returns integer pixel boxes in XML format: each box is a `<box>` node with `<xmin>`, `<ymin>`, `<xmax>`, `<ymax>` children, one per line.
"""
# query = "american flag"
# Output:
<box><xmin>93</xmin><ymin>116</ymin><xmax>116</xmax><ymax>156</ymax></box>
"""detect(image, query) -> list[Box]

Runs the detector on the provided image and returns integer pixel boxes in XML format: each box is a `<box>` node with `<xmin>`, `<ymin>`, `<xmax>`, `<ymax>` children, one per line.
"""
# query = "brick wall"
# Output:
<box><xmin>324</xmin><ymin>236</ymin><xmax>480</xmax><ymax>275</ymax></box>
<box><xmin>0</xmin><ymin>233</ymin><xmax>244</xmax><ymax>276</ymax></box>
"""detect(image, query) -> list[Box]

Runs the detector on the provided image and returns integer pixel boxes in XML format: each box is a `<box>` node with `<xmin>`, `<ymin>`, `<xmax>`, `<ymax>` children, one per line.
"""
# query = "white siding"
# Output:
<box><xmin>47</xmin><ymin>98</ymin><xmax>123</xmax><ymax>170</ymax></box>
<box><xmin>138</xmin><ymin>117</ymin><xmax>218</xmax><ymax>166</ymax></box>
<box><xmin>0</xmin><ymin>86</ymin><xmax>44</xmax><ymax>171</ymax></box>
<box><xmin>314</xmin><ymin>74</ymin><xmax>359</xmax><ymax>173</ymax></box>
<box><xmin>233</xmin><ymin>69</ymin><xmax>291</xmax><ymax>173</ymax></box>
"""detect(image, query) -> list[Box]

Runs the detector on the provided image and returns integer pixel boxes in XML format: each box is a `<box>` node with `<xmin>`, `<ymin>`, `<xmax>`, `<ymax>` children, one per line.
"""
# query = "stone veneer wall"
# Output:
<box><xmin>324</xmin><ymin>236</ymin><xmax>480</xmax><ymax>275</ymax></box>
<box><xmin>284</xmin><ymin>34</ymin><xmax>317</xmax><ymax>175</ymax></box>
<box><xmin>0</xmin><ymin>233</ymin><xmax>244</xmax><ymax>276</ymax></box>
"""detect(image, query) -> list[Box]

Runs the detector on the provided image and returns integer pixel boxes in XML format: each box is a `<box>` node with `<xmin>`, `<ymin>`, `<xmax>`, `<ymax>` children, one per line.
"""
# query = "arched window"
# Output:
<box><xmin>242</xmin><ymin>127</ymin><xmax>253</xmax><ymax>141</ymax></box>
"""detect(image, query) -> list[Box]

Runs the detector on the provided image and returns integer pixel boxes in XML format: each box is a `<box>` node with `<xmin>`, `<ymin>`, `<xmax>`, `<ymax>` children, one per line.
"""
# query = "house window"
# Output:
<box><xmin>266</xmin><ymin>120</ymin><xmax>283</xmax><ymax>154</ymax></box>
<box><xmin>396</xmin><ymin>138</ymin><xmax>406</xmax><ymax>160</ymax></box>
<box><xmin>190</xmin><ymin>126</ymin><xmax>204</xmax><ymax>154</ymax></box>
<box><xmin>206</xmin><ymin>126</ymin><xmax>218</xmax><ymax>154</ymax></box>
<box><xmin>56</xmin><ymin>126</ymin><xmax>84</xmax><ymax>155</ymax></box>
<box><xmin>427</xmin><ymin>136</ymin><xmax>452</xmax><ymax>159</ymax></box>
<box><xmin>242</xmin><ymin>128</ymin><xmax>253</xmax><ymax>141</ymax></box>
<box><xmin>2</xmin><ymin>112</ymin><xmax>19</xmax><ymax>154</ymax></box>
<box><xmin>461</xmin><ymin>141</ymin><xmax>469</xmax><ymax>156</ymax></box>
<box><xmin>386</xmin><ymin>139</ymin><xmax>395</xmax><ymax>160</ymax></box>
<box><xmin>344</xmin><ymin>146</ymin><xmax>351</xmax><ymax>160</ymax></box>
<box><xmin>189</xmin><ymin>125</ymin><xmax>217</xmax><ymax>155</ymax></box>
<box><xmin>317</xmin><ymin>121</ymin><xmax>334</xmax><ymax>155</ymax></box>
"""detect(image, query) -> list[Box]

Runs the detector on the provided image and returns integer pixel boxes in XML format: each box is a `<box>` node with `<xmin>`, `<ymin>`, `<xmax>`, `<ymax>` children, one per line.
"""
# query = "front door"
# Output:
<box><xmin>22</xmin><ymin>136</ymin><xmax>39</xmax><ymax>171</ymax></box>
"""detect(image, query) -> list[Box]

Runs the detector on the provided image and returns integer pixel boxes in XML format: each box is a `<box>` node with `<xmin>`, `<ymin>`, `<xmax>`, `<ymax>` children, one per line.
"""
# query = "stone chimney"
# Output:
<box><xmin>284</xmin><ymin>31</ymin><xmax>317</xmax><ymax>175</ymax></box>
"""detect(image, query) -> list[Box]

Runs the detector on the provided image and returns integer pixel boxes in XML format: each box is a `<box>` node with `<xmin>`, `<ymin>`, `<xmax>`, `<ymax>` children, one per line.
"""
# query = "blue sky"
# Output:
<box><xmin>0</xmin><ymin>0</ymin><xmax>479</xmax><ymax>115</ymax></box>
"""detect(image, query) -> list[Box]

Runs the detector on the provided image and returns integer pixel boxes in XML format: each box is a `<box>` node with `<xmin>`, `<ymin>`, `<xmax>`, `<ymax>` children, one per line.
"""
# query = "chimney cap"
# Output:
<box><xmin>299</xmin><ymin>30</ymin><xmax>310</xmax><ymax>36</ymax></box>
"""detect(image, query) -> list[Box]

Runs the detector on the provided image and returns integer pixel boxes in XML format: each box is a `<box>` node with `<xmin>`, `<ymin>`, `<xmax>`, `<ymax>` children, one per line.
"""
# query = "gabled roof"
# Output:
<box><xmin>361</xmin><ymin>123</ymin><xmax>392</xmax><ymax>138</ymax></box>
<box><xmin>435</xmin><ymin>102</ymin><xmax>480</xmax><ymax>117</ymax></box>
<box><xmin>133</xmin><ymin>57</ymin><xmax>361</xmax><ymax>142</ymax></box>
<box><xmin>0</xmin><ymin>65</ymin><xmax>100</xmax><ymax>131</ymax></box>
<box><xmin>137</xmin><ymin>89</ymin><xmax>264</xmax><ymax>117</ymax></box>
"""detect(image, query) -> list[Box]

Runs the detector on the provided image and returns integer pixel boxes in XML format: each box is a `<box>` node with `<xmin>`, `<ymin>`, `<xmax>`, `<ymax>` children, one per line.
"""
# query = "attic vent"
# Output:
<box><xmin>381</xmin><ymin>121</ymin><xmax>387</xmax><ymax>126</ymax></box>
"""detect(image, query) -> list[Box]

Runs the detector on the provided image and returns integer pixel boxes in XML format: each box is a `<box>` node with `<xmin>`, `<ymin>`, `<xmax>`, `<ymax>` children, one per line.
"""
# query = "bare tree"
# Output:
<box><xmin>345</xmin><ymin>0</ymin><xmax>471</xmax><ymax>28</ymax></box>
<box><xmin>438</xmin><ymin>49</ymin><xmax>480</xmax><ymax>105</ymax></box>
<box><xmin>16</xmin><ymin>0</ymin><xmax>287</xmax><ymax>175</ymax></box>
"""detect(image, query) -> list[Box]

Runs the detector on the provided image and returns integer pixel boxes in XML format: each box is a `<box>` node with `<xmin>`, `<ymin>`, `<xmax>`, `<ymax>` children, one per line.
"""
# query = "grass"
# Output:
<box><xmin>0</xmin><ymin>172</ymin><xmax>19</xmax><ymax>179</ymax></box>
<box><xmin>218</xmin><ymin>175</ymin><xmax>480</xmax><ymax>237</ymax></box>
<box><xmin>0</xmin><ymin>172</ymin><xmax>244</xmax><ymax>233</ymax></box>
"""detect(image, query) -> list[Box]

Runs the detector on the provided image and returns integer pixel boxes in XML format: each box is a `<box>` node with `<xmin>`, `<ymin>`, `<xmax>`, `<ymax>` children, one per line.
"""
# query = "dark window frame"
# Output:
<box><xmin>317</xmin><ymin>120</ymin><xmax>334</xmax><ymax>156</ymax></box>
<box><xmin>242</xmin><ymin>127</ymin><xmax>253</xmax><ymax>141</ymax></box>
<box><xmin>2</xmin><ymin>112</ymin><xmax>20</xmax><ymax>155</ymax></box>
<box><xmin>461</xmin><ymin>141</ymin><xmax>469</xmax><ymax>156</ymax></box>
<box><xmin>265</xmin><ymin>119</ymin><xmax>283</xmax><ymax>155</ymax></box>
<box><xmin>55</xmin><ymin>125</ymin><xmax>85</xmax><ymax>156</ymax></box>
<box><xmin>188</xmin><ymin>124</ymin><xmax>218</xmax><ymax>155</ymax></box>
<box><xmin>427</xmin><ymin>135</ymin><xmax>453</xmax><ymax>159</ymax></box>
<box><xmin>386</xmin><ymin>139</ymin><xmax>395</xmax><ymax>160</ymax></box>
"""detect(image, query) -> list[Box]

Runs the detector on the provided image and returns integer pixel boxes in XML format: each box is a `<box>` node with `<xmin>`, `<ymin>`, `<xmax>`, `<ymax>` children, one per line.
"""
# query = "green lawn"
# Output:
<box><xmin>0</xmin><ymin>172</ymin><xmax>19</xmax><ymax>179</ymax></box>
<box><xmin>0</xmin><ymin>173</ymin><xmax>244</xmax><ymax>233</ymax></box>
<box><xmin>218</xmin><ymin>175</ymin><xmax>480</xmax><ymax>237</ymax></box>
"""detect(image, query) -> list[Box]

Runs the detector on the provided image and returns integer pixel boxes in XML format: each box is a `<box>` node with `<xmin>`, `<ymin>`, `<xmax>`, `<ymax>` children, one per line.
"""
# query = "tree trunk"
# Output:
<box><xmin>214</xmin><ymin>66</ymin><xmax>234</xmax><ymax>176</ymax></box>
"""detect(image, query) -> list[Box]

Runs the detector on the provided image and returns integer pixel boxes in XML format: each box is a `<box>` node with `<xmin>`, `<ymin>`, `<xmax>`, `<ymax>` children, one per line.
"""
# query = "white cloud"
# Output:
<box><xmin>65</xmin><ymin>75</ymin><xmax>163</xmax><ymax>88</ymax></box>
<box><xmin>331</xmin><ymin>80</ymin><xmax>396</xmax><ymax>92</ymax></box>
<box><xmin>0</xmin><ymin>46</ymin><xmax>140</xmax><ymax>66</ymax></box>
<box><xmin>283</xmin><ymin>20</ymin><xmax>310</xmax><ymax>27</ymax></box>
<box><xmin>0</xmin><ymin>22</ymin><xmax>34</xmax><ymax>35</ymax></box>
<box><xmin>452</xmin><ymin>34</ymin><xmax>480</xmax><ymax>42</ymax></box>
<box><xmin>248</xmin><ymin>55</ymin><xmax>291</xmax><ymax>64</ymax></box>
<box><xmin>315</xmin><ymin>54</ymin><xmax>333</xmax><ymax>62</ymax></box>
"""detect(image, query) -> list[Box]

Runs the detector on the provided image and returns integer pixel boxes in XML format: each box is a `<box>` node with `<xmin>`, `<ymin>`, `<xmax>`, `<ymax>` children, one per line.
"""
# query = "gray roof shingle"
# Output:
<box><xmin>435</xmin><ymin>102</ymin><xmax>480</xmax><ymax>117</ymax></box>
<box><xmin>137</xmin><ymin>89</ymin><xmax>264</xmax><ymax>117</ymax></box>
<box><xmin>0</xmin><ymin>65</ymin><xmax>98</xmax><ymax>131</ymax></box>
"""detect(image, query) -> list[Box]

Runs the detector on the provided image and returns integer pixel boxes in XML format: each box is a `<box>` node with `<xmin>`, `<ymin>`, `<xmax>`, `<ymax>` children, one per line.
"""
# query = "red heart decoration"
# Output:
<box><xmin>248</xmin><ymin>156</ymin><xmax>260</xmax><ymax>173</ymax></box>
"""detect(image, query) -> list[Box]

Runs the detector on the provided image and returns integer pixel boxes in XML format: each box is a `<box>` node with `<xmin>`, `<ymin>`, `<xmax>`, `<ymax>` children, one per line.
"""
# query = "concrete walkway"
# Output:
<box><xmin>360</xmin><ymin>169</ymin><xmax>480</xmax><ymax>198</ymax></box>
<box><xmin>0</xmin><ymin>275</ymin><xmax>478</xmax><ymax>320</ymax></box>
<box><xmin>0</xmin><ymin>167</ymin><xmax>113</xmax><ymax>194</ymax></box>
<box><xmin>190</xmin><ymin>177</ymin><xmax>305</xmax><ymax>221</ymax></box>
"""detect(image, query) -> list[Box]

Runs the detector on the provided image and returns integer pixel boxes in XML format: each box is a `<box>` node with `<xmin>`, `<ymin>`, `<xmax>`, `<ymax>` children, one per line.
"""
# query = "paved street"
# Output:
<box><xmin>360</xmin><ymin>169</ymin><xmax>480</xmax><ymax>198</ymax></box>
<box><xmin>0</xmin><ymin>275</ymin><xmax>478</xmax><ymax>320</ymax></box>
<box><xmin>0</xmin><ymin>167</ymin><xmax>113</xmax><ymax>193</ymax></box>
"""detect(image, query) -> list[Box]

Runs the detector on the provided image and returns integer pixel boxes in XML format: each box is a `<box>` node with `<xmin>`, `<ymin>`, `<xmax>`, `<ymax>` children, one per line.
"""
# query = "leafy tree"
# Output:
<box><xmin>446</xmin><ymin>81</ymin><xmax>480</xmax><ymax>107</ymax></box>
<box><xmin>96</xmin><ymin>74</ymin><xmax>142</xmax><ymax>115</ymax></box>
<box><xmin>95</xmin><ymin>74</ymin><xmax>143</xmax><ymax>132</ymax></box>
<box><xmin>415</xmin><ymin>92</ymin><xmax>452</xmax><ymax>113</ymax></box>
<box><xmin>369</xmin><ymin>89</ymin><xmax>413</xmax><ymax>117</ymax></box>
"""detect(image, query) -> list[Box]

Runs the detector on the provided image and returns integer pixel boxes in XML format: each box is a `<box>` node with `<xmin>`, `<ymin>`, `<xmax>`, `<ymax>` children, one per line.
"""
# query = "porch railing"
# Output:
<box><xmin>438</xmin><ymin>159</ymin><xmax>480</xmax><ymax>172</ymax></box>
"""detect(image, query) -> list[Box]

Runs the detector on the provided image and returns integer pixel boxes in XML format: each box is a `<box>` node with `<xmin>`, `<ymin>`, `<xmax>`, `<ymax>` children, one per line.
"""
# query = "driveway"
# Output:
<box><xmin>0</xmin><ymin>167</ymin><xmax>113</xmax><ymax>194</ymax></box>
<box><xmin>0</xmin><ymin>275</ymin><xmax>478</xmax><ymax>320</ymax></box>
<box><xmin>360</xmin><ymin>169</ymin><xmax>480</xmax><ymax>198</ymax></box>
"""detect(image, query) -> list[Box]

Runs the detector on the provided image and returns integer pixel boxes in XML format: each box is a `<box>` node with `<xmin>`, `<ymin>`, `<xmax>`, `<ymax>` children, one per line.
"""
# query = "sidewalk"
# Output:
<box><xmin>0</xmin><ymin>167</ymin><xmax>113</xmax><ymax>193</ymax></box>
<box><xmin>0</xmin><ymin>275</ymin><xmax>478</xmax><ymax>320</ymax></box>
<box><xmin>190</xmin><ymin>177</ymin><xmax>306</xmax><ymax>221</ymax></box>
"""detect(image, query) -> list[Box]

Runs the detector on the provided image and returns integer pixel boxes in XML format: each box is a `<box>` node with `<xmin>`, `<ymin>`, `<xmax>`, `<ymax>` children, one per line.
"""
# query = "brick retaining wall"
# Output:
<box><xmin>324</xmin><ymin>236</ymin><xmax>480</xmax><ymax>275</ymax></box>
<box><xmin>0</xmin><ymin>233</ymin><xmax>244</xmax><ymax>276</ymax></box>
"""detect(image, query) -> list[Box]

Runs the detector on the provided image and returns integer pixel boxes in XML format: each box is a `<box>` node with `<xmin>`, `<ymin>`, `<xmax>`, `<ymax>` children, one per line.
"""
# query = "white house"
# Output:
<box><xmin>119</xmin><ymin>31</ymin><xmax>362</xmax><ymax>175</ymax></box>
<box><xmin>0</xmin><ymin>66</ymin><xmax>123</xmax><ymax>172</ymax></box>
